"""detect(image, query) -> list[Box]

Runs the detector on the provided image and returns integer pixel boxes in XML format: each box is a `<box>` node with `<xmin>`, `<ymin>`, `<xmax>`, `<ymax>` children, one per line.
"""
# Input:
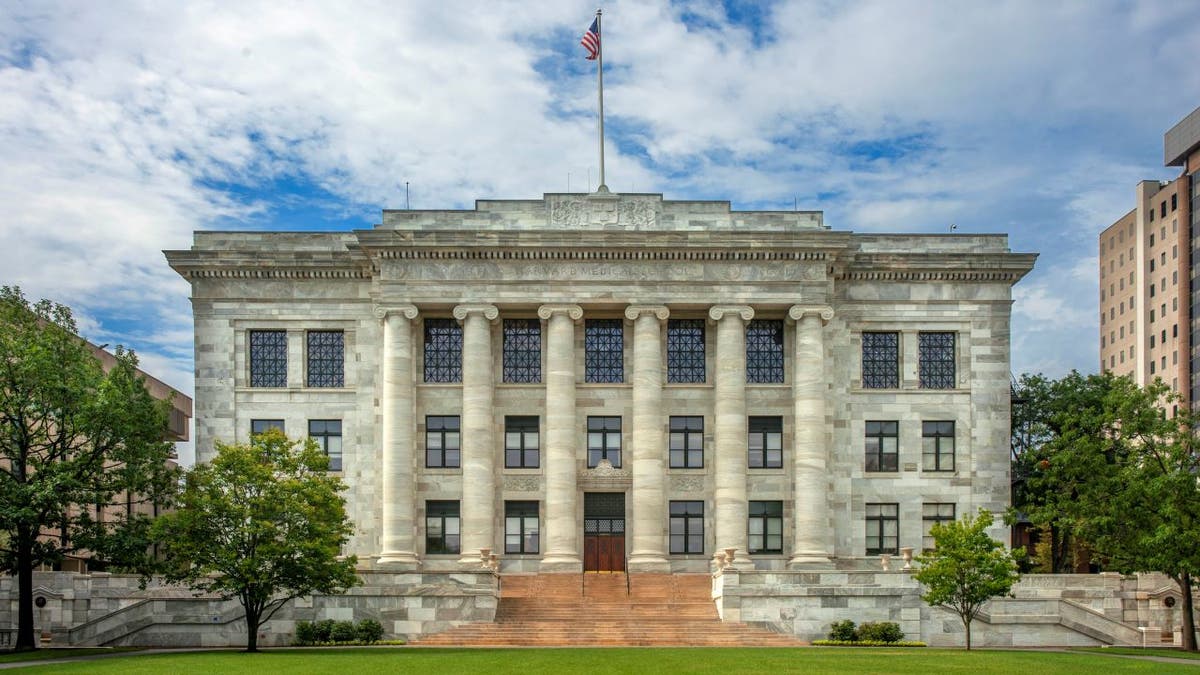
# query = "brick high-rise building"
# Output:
<box><xmin>1100</xmin><ymin>106</ymin><xmax>1200</xmax><ymax>409</ymax></box>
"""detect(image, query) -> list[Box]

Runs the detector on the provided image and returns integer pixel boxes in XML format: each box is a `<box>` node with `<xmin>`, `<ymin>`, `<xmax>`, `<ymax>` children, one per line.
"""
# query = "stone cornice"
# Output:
<box><xmin>708</xmin><ymin>306</ymin><xmax>755</xmax><ymax>322</ymax></box>
<box><xmin>835</xmin><ymin>252</ymin><xmax>1037</xmax><ymax>284</ymax></box>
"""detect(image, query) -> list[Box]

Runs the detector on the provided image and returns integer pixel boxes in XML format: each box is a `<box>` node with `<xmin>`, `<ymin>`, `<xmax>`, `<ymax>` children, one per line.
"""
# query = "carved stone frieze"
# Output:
<box><xmin>670</xmin><ymin>475</ymin><xmax>705</xmax><ymax>493</ymax></box>
<box><xmin>577</xmin><ymin>459</ymin><xmax>633</xmax><ymax>490</ymax></box>
<box><xmin>503</xmin><ymin>475</ymin><xmax>541</xmax><ymax>492</ymax></box>
<box><xmin>547</xmin><ymin>195</ymin><xmax>660</xmax><ymax>229</ymax></box>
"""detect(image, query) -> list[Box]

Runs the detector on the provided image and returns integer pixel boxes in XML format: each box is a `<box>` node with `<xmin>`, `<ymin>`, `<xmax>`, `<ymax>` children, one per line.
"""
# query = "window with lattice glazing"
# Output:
<box><xmin>922</xmin><ymin>421</ymin><xmax>955</xmax><ymax>472</ymax></box>
<box><xmin>865</xmin><ymin>421</ymin><xmax>898</xmax><ymax>472</ymax></box>
<box><xmin>746</xmin><ymin>320</ymin><xmax>784</xmax><ymax>383</ymax></box>
<box><xmin>748</xmin><ymin>501</ymin><xmax>783</xmax><ymax>554</ymax></box>
<box><xmin>669</xmin><ymin>416</ymin><xmax>704</xmax><ymax>468</ymax></box>
<box><xmin>503</xmin><ymin>319</ymin><xmax>541</xmax><ymax>383</ymax></box>
<box><xmin>423</xmin><ymin>318</ymin><xmax>462</xmax><ymax>383</ymax></box>
<box><xmin>306</xmin><ymin>330</ymin><xmax>344</xmax><ymax>387</ymax></box>
<box><xmin>426</xmin><ymin>501</ymin><xmax>460</xmax><ymax>554</ymax></box>
<box><xmin>861</xmin><ymin>332</ymin><xmax>898</xmax><ymax>389</ymax></box>
<box><xmin>504</xmin><ymin>501</ymin><xmax>539</xmax><ymax>554</ymax></box>
<box><xmin>918</xmin><ymin>331</ymin><xmax>956</xmax><ymax>389</ymax></box>
<box><xmin>585</xmin><ymin>319</ymin><xmax>623</xmax><ymax>383</ymax></box>
<box><xmin>308</xmin><ymin>420</ymin><xmax>342</xmax><ymax>471</ymax></box>
<box><xmin>667</xmin><ymin>319</ymin><xmax>705</xmax><ymax>383</ymax></box>
<box><xmin>922</xmin><ymin>503</ymin><xmax>956</xmax><ymax>551</ymax></box>
<box><xmin>249</xmin><ymin>330</ymin><xmax>287</xmax><ymax>387</ymax></box>
<box><xmin>669</xmin><ymin>501</ymin><xmax>704</xmax><ymax>554</ymax></box>
<box><xmin>865</xmin><ymin>503</ymin><xmax>899</xmax><ymax>555</ymax></box>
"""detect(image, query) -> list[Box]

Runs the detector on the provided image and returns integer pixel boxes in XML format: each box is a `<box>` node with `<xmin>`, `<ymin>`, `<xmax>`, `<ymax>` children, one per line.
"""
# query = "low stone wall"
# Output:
<box><xmin>0</xmin><ymin>570</ymin><xmax>498</xmax><ymax>648</ymax></box>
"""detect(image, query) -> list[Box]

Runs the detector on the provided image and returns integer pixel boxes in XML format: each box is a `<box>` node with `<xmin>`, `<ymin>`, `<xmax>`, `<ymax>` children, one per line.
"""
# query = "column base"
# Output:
<box><xmin>538</xmin><ymin>555</ymin><xmax>583</xmax><ymax>574</ymax></box>
<box><xmin>376</xmin><ymin>551</ymin><xmax>421</xmax><ymax>570</ymax></box>
<box><xmin>627</xmin><ymin>554</ymin><xmax>671</xmax><ymax>573</ymax></box>
<box><xmin>788</xmin><ymin>551</ymin><xmax>834</xmax><ymax>569</ymax></box>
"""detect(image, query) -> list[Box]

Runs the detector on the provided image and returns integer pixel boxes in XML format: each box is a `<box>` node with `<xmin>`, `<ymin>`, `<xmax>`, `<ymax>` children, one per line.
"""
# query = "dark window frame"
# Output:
<box><xmin>502</xmin><ymin>318</ymin><xmax>542</xmax><ymax>383</ymax></box>
<box><xmin>504</xmin><ymin>500</ymin><xmax>540</xmax><ymax>554</ymax></box>
<box><xmin>669</xmin><ymin>500</ymin><xmax>704</xmax><ymax>555</ymax></box>
<box><xmin>425</xmin><ymin>415</ymin><xmax>461</xmax><ymax>468</ymax></box>
<box><xmin>249</xmin><ymin>330</ymin><xmax>288</xmax><ymax>388</ymax></box>
<box><xmin>918</xmin><ymin>332</ymin><xmax>956</xmax><ymax>389</ymax></box>
<box><xmin>250</xmin><ymin>419</ymin><xmax>284</xmax><ymax>436</ymax></box>
<box><xmin>504</xmin><ymin>416</ymin><xmax>540</xmax><ymax>469</ymax></box>
<box><xmin>587</xmin><ymin>416</ymin><xmax>622</xmax><ymax>468</ymax></box>
<box><xmin>748</xmin><ymin>500</ymin><xmax>783</xmax><ymax>554</ymax></box>
<box><xmin>426</xmin><ymin>500</ymin><xmax>461</xmax><ymax>555</ymax></box>
<box><xmin>861</xmin><ymin>332</ymin><xmax>899</xmax><ymax>388</ymax></box>
<box><xmin>308</xmin><ymin>419</ymin><xmax>343</xmax><ymax>471</ymax></box>
<box><xmin>748</xmin><ymin>416</ymin><xmax>783</xmax><ymax>469</ymax></box>
<box><xmin>865</xmin><ymin>502</ymin><xmax>899</xmax><ymax>555</ymax></box>
<box><xmin>584</xmin><ymin>319</ymin><xmax>624</xmax><ymax>383</ymax></box>
<box><xmin>922</xmin><ymin>502</ymin><xmax>956</xmax><ymax>551</ymax></box>
<box><xmin>423</xmin><ymin>318</ymin><xmax>463</xmax><ymax>383</ymax></box>
<box><xmin>746</xmin><ymin>320</ymin><xmax>784</xmax><ymax>383</ymax></box>
<box><xmin>865</xmin><ymin>420</ymin><xmax>899</xmax><ymax>472</ymax></box>
<box><xmin>667</xmin><ymin>319</ymin><xmax>706</xmax><ymax>383</ymax></box>
<box><xmin>922</xmin><ymin>421</ymin><xmax>955</xmax><ymax>472</ymax></box>
<box><xmin>669</xmin><ymin>416</ymin><xmax>704</xmax><ymax>469</ymax></box>
<box><xmin>306</xmin><ymin>330</ymin><xmax>345</xmax><ymax>388</ymax></box>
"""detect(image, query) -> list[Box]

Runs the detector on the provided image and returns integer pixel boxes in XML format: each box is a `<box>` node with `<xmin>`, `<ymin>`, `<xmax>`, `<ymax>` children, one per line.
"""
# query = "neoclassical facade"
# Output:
<box><xmin>166</xmin><ymin>192</ymin><xmax>1036</xmax><ymax>574</ymax></box>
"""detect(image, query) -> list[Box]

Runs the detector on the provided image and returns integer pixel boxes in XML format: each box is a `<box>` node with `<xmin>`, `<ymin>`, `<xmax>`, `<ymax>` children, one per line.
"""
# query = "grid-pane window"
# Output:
<box><xmin>922</xmin><ymin>503</ymin><xmax>956</xmax><ymax>551</ymax></box>
<box><xmin>249</xmin><ymin>330</ymin><xmax>287</xmax><ymax>387</ymax></box>
<box><xmin>667</xmin><ymin>319</ymin><xmax>706</xmax><ymax>383</ymax></box>
<box><xmin>865</xmin><ymin>421</ymin><xmax>898</xmax><ymax>472</ymax></box>
<box><xmin>251</xmin><ymin>419</ymin><xmax>284</xmax><ymax>435</ymax></box>
<box><xmin>866</xmin><ymin>503</ymin><xmax>899</xmax><ymax>555</ymax></box>
<box><xmin>918</xmin><ymin>332</ymin><xmax>956</xmax><ymax>389</ymax></box>
<box><xmin>308</xmin><ymin>420</ymin><xmax>342</xmax><ymax>471</ymax></box>
<box><xmin>922</xmin><ymin>421</ymin><xmax>955</xmax><ymax>472</ymax></box>
<box><xmin>505</xmin><ymin>416</ymin><xmax>540</xmax><ymax>468</ymax></box>
<box><xmin>669</xmin><ymin>416</ymin><xmax>704</xmax><ymax>468</ymax></box>
<box><xmin>748</xmin><ymin>416</ymin><xmax>783</xmax><ymax>468</ymax></box>
<box><xmin>306</xmin><ymin>331</ymin><xmax>344</xmax><ymax>387</ymax></box>
<box><xmin>503</xmin><ymin>319</ymin><xmax>541</xmax><ymax>383</ymax></box>
<box><xmin>505</xmin><ymin>501</ymin><xmax>539</xmax><ymax>554</ymax></box>
<box><xmin>587</xmin><ymin>416</ymin><xmax>622</xmax><ymax>468</ymax></box>
<box><xmin>669</xmin><ymin>501</ymin><xmax>704</xmax><ymax>554</ymax></box>
<box><xmin>585</xmin><ymin>319</ymin><xmax>624</xmax><ymax>383</ymax></box>
<box><xmin>861</xmin><ymin>332</ymin><xmax>899</xmax><ymax>389</ymax></box>
<box><xmin>746</xmin><ymin>320</ymin><xmax>784</xmax><ymax>383</ymax></box>
<box><xmin>426</xmin><ymin>501</ymin><xmax>460</xmax><ymax>554</ymax></box>
<box><xmin>426</xmin><ymin>416</ymin><xmax>461</xmax><ymax>468</ymax></box>
<box><xmin>424</xmin><ymin>318</ymin><xmax>462</xmax><ymax>383</ymax></box>
<box><xmin>748</xmin><ymin>501</ymin><xmax>783</xmax><ymax>554</ymax></box>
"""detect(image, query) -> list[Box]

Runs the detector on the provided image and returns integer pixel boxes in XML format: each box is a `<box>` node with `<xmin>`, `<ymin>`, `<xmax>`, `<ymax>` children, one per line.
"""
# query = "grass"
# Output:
<box><xmin>1073</xmin><ymin>646</ymin><xmax>1200</xmax><ymax>660</ymax></box>
<box><xmin>0</xmin><ymin>647</ymin><xmax>140</xmax><ymax>664</ymax></box>
<box><xmin>14</xmin><ymin>647</ymin><xmax>1197</xmax><ymax>674</ymax></box>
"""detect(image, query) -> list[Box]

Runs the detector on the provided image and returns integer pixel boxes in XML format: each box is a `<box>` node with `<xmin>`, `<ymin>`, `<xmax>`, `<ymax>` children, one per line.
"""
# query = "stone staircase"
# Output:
<box><xmin>410</xmin><ymin>573</ymin><xmax>806</xmax><ymax>647</ymax></box>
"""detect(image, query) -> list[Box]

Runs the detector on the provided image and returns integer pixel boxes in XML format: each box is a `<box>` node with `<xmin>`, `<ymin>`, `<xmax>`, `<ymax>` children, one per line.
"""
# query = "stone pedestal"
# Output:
<box><xmin>788</xmin><ymin>305</ymin><xmax>834</xmax><ymax>567</ymax></box>
<box><xmin>453</xmin><ymin>304</ymin><xmax>499</xmax><ymax>566</ymax></box>
<box><xmin>625</xmin><ymin>305</ymin><xmax>670</xmax><ymax>572</ymax></box>
<box><xmin>377</xmin><ymin>305</ymin><xmax>420</xmax><ymax>568</ymax></box>
<box><xmin>710</xmin><ymin>305</ymin><xmax>753</xmax><ymax>567</ymax></box>
<box><xmin>538</xmin><ymin>304</ymin><xmax>583</xmax><ymax>572</ymax></box>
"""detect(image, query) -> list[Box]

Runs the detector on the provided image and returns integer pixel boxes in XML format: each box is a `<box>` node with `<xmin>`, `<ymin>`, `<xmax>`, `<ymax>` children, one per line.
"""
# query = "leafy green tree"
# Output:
<box><xmin>915</xmin><ymin>509</ymin><xmax>1020</xmax><ymax>650</ymax></box>
<box><xmin>0</xmin><ymin>286</ymin><xmax>180</xmax><ymax>651</ymax></box>
<box><xmin>154</xmin><ymin>429</ymin><xmax>359</xmax><ymax>652</ymax></box>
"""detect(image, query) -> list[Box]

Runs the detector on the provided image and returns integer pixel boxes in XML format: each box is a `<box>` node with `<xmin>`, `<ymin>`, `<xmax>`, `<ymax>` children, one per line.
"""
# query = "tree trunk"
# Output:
<box><xmin>244</xmin><ymin>604</ymin><xmax>260</xmax><ymax>653</ymax></box>
<box><xmin>963</xmin><ymin>615</ymin><xmax>972</xmax><ymax>651</ymax></box>
<box><xmin>1181</xmin><ymin>571</ymin><xmax>1197</xmax><ymax>653</ymax></box>
<box><xmin>16</xmin><ymin>534</ymin><xmax>36</xmax><ymax>651</ymax></box>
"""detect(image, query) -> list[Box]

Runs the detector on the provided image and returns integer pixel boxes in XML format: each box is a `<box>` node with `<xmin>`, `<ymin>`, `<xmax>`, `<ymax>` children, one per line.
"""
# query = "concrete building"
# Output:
<box><xmin>1099</xmin><ymin>106</ymin><xmax>1200</xmax><ymax>408</ymax></box>
<box><xmin>164</xmin><ymin>192</ymin><xmax>1035</xmax><ymax>574</ymax></box>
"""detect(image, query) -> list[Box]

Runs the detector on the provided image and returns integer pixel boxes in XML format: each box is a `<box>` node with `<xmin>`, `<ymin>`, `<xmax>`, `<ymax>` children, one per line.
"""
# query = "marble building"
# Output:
<box><xmin>165</xmin><ymin>192</ymin><xmax>1036</xmax><ymax>574</ymax></box>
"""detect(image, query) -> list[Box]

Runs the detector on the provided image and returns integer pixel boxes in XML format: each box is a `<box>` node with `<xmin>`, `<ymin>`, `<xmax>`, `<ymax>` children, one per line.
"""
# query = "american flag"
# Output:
<box><xmin>581</xmin><ymin>17</ymin><xmax>600</xmax><ymax>60</ymax></box>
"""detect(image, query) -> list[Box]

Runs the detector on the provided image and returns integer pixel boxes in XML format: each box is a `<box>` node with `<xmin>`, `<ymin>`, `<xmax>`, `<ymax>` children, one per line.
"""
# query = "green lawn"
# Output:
<box><xmin>1074</xmin><ymin>646</ymin><xmax>1200</xmax><ymax>660</ymax></box>
<box><xmin>0</xmin><ymin>648</ymin><xmax>140</xmax><ymax>664</ymax></box>
<box><xmin>14</xmin><ymin>647</ymin><xmax>1197</xmax><ymax>674</ymax></box>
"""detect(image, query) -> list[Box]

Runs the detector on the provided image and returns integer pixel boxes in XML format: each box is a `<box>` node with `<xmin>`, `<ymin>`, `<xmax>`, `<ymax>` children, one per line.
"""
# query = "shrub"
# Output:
<box><xmin>294</xmin><ymin>620</ymin><xmax>317</xmax><ymax>645</ymax></box>
<box><xmin>812</xmin><ymin>639</ymin><xmax>926</xmax><ymax>647</ymax></box>
<box><xmin>856</xmin><ymin>621</ymin><xmax>905</xmax><ymax>643</ymax></box>
<box><xmin>356</xmin><ymin>619</ymin><xmax>384</xmax><ymax>644</ymax></box>
<box><xmin>313</xmin><ymin>619</ymin><xmax>337</xmax><ymax>643</ymax></box>
<box><xmin>828</xmin><ymin>620</ymin><xmax>858</xmax><ymax>641</ymax></box>
<box><xmin>330</xmin><ymin>620</ymin><xmax>357</xmax><ymax>643</ymax></box>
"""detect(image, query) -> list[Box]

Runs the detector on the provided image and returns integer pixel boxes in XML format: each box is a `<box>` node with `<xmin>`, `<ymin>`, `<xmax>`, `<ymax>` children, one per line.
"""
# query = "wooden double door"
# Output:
<box><xmin>583</xmin><ymin>492</ymin><xmax>625</xmax><ymax>572</ymax></box>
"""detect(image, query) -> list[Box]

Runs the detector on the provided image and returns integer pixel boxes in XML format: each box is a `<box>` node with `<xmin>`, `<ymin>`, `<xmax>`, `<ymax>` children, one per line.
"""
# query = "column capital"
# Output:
<box><xmin>452</xmin><ymin>303</ymin><xmax>499</xmax><ymax>322</ymax></box>
<box><xmin>708</xmin><ymin>305</ymin><xmax>754</xmax><ymax>322</ymax></box>
<box><xmin>624</xmin><ymin>304</ymin><xmax>669</xmax><ymax>321</ymax></box>
<box><xmin>788</xmin><ymin>305</ymin><xmax>834</xmax><ymax>324</ymax></box>
<box><xmin>374</xmin><ymin>304</ymin><xmax>418</xmax><ymax>320</ymax></box>
<box><xmin>537</xmin><ymin>304</ymin><xmax>583</xmax><ymax>321</ymax></box>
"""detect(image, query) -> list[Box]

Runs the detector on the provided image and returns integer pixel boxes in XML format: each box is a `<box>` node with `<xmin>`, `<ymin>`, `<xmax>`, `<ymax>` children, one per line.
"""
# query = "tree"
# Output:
<box><xmin>915</xmin><ymin>509</ymin><xmax>1020</xmax><ymax>650</ymax></box>
<box><xmin>154</xmin><ymin>429</ymin><xmax>359</xmax><ymax>652</ymax></box>
<box><xmin>0</xmin><ymin>286</ymin><xmax>180</xmax><ymax>651</ymax></box>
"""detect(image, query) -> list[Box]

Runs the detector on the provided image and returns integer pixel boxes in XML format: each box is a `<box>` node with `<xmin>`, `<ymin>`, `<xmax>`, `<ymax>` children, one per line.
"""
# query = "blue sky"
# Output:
<box><xmin>3</xmin><ymin>1</ymin><xmax>1199</xmax><ymax>460</ymax></box>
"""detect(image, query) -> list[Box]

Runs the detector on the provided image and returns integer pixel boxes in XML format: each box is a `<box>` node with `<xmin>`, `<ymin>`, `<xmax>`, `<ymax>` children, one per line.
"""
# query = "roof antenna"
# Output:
<box><xmin>406</xmin><ymin>182</ymin><xmax>410</xmax><ymax>210</ymax></box>
<box><xmin>794</xmin><ymin>196</ymin><xmax>798</xmax><ymax>211</ymax></box>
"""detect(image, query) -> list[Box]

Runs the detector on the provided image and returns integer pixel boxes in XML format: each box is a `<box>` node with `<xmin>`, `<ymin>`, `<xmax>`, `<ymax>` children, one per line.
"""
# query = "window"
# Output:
<box><xmin>667</xmin><ymin>319</ymin><xmax>706</xmax><ymax>383</ymax></box>
<box><xmin>861</xmin><ymin>332</ymin><xmax>899</xmax><ymax>388</ymax></box>
<box><xmin>1150</xmin><ymin>207</ymin><xmax>1154</xmax><ymax>222</ymax></box>
<box><xmin>922</xmin><ymin>421</ymin><xmax>955</xmax><ymax>472</ymax></box>
<box><xmin>425</xmin><ymin>416</ymin><xmax>461</xmax><ymax>468</ymax></box>
<box><xmin>669</xmin><ymin>416</ymin><xmax>704</xmax><ymax>468</ymax></box>
<box><xmin>308</xmin><ymin>420</ymin><xmax>342</xmax><ymax>471</ymax></box>
<box><xmin>425</xmin><ymin>501</ymin><xmax>460</xmax><ymax>554</ymax></box>
<box><xmin>584</xmin><ymin>319</ymin><xmax>624</xmax><ymax>383</ymax></box>
<box><xmin>669</xmin><ymin>501</ymin><xmax>704</xmax><ymax>554</ymax></box>
<box><xmin>748</xmin><ymin>501</ymin><xmax>783</xmax><ymax>554</ymax></box>
<box><xmin>587</xmin><ymin>416</ymin><xmax>622</xmax><ymax>468</ymax></box>
<box><xmin>746</xmin><ymin>320</ymin><xmax>784</xmax><ymax>383</ymax></box>
<box><xmin>1150</xmin><ymin>259</ymin><xmax>1156</xmax><ymax>272</ymax></box>
<box><xmin>748</xmin><ymin>416</ymin><xmax>783</xmax><ymax>468</ymax></box>
<box><xmin>503</xmin><ymin>319</ymin><xmax>541</xmax><ymax>383</ymax></box>
<box><xmin>306</xmin><ymin>330</ymin><xmax>344</xmax><ymax>387</ymax></box>
<box><xmin>922</xmin><ymin>503</ymin><xmax>956</xmax><ymax>551</ymax></box>
<box><xmin>865</xmin><ymin>421</ymin><xmax>898</xmax><ymax>472</ymax></box>
<box><xmin>1172</xmin><ymin>194</ymin><xmax>1178</xmax><ymax>211</ymax></box>
<box><xmin>504</xmin><ymin>501</ymin><xmax>539</xmax><ymax>554</ymax></box>
<box><xmin>251</xmin><ymin>419</ymin><xmax>284</xmax><ymax>435</ymax></box>
<box><xmin>504</xmin><ymin>416</ymin><xmax>539</xmax><ymax>468</ymax></box>
<box><xmin>1150</xmin><ymin>233</ymin><xmax>1155</xmax><ymax>246</ymax></box>
<box><xmin>1162</xmin><ymin>202</ymin><xmax>1167</xmax><ymax>218</ymax></box>
<box><xmin>423</xmin><ymin>318</ymin><xmax>462</xmax><ymax>383</ymax></box>
<box><xmin>249</xmin><ymin>330</ymin><xmax>287</xmax><ymax>387</ymax></box>
<box><xmin>866</xmin><ymin>503</ymin><xmax>899</xmax><ymax>555</ymax></box>
<box><xmin>918</xmin><ymin>332</ymin><xmax>956</xmax><ymax>389</ymax></box>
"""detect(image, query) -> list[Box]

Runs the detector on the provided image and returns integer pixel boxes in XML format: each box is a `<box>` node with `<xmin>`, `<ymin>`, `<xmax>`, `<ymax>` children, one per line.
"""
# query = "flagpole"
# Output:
<box><xmin>594</xmin><ymin>8</ymin><xmax>608</xmax><ymax>193</ymax></box>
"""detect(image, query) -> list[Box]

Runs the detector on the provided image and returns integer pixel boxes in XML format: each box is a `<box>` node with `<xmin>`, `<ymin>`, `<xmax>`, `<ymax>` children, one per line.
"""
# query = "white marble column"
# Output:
<box><xmin>377</xmin><ymin>305</ymin><xmax>420</xmax><ymax>568</ymax></box>
<box><xmin>537</xmin><ymin>304</ymin><xmax>583</xmax><ymax>572</ymax></box>
<box><xmin>710</xmin><ymin>305</ymin><xmax>754</xmax><ymax>567</ymax></box>
<box><xmin>788</xmin><ymin>305</ymin><xmax>835</xmax><ymax>567</ymax></box>
<box><xmin>625</xmin><ymin>305</ymin><xmax>670</xmax><ymax>572</ymax></box>
<box><xmin>453</xmin><ymin>303</ymin><xmax>499</xmax><ymax>565</ymax></box>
